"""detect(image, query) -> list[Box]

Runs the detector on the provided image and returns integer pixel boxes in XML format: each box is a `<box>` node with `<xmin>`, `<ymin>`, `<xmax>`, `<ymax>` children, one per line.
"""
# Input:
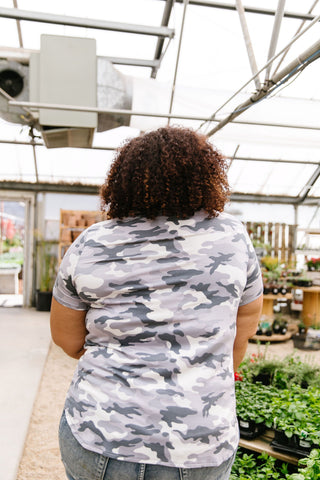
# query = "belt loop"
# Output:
<box><xmin>98</xmin><ymin>455</ymin><xmax>109</xmax><ymax>480</ymax></box>
<box><xmin>179</xmin><ymin>468</ymin><xmax>188</xmax><ymax>480</ymax></box>
<box><xmin>138</xmin><ymin>463</ymin><xmax>146</xmax><ymax>480</ymax></box>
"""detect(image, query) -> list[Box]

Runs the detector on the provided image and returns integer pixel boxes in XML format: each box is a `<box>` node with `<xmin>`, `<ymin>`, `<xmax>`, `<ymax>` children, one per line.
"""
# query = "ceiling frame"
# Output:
<box><xmin>0</xmin><ymin>6</ymin><xmax>175</xmax><ymax>38</ymax></box>
<box><xmin>156</xmin><ymin>0</ymin><xmax>320</xmax><ymax>22</ymax></box>
<box><xmin>1</xmin><ymin>2</ymin><xmax>320</xmax><ymax>205</ymax></box>
<box><xmin>0</xmin><ymin>180</ymin><xmax>319</xmax><ymax>206</ymax></box>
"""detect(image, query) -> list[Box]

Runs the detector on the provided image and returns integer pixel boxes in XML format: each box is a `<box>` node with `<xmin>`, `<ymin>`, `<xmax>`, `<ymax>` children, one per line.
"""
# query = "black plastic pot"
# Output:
<box><xmin>238</xmin><ymin>418</ymin><xmax>266</xmax><ymax>439</ymax></box>
<box><xmin>253</xmin><ymin>373</ymin><xmax>272</xmax><ymax>386</ymax></box>
<box><xmin>35</xmin><ymin>290</ymin><xmax>53</xmax><ymax>311</ymax></box>
<box><xmin>291</xmin><ymin>279</ymin><xmax>313</xmax><ymax>287</ymax></box>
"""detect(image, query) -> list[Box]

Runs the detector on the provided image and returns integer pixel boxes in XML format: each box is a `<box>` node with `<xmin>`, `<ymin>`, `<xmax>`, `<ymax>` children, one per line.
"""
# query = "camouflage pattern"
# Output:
<box><xmin>53</xmin><ymin>210</ymin><xmax>263</xmax><ymax>468</ymax></box>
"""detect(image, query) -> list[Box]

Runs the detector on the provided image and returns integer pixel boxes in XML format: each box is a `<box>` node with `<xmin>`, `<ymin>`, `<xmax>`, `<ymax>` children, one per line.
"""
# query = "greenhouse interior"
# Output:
<box><xmin>0</xmin><ymin>1</ymin><xmax>320</xmax><ymax>479</ymax></box>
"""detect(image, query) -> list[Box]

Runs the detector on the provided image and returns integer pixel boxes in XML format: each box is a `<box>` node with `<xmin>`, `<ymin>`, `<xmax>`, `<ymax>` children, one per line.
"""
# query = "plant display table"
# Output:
<box><xmin>262</xmin><ymin>293</ymin><xmax>292</xmax><ymax>317</ymax></box>
<box><xmin>250</xmin><ymin>324</ymin><xmax>298</xmax><ymax>343</ymax></box>
<box><xmin>239</xmin><ymin>430</ymin><xmax>299</xmax><ymax>465</ymax></box>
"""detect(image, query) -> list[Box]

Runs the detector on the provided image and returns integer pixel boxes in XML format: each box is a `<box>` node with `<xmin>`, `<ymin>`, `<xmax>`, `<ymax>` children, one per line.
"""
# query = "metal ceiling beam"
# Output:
<box><xmin>0</xmin><ymin>181</ymin><xmax>99</xmax><ymax>195</ymax></box>
<box><xmin>1</xmin><ymin>140</ymin><xmax>320</xmax><ymax>167</ymax></box>
<box><xmin>5</xmin><ymin>101</ymin><xmax>320</xmax><ymax>134</ymax></box>
<box><xmin>10</xmin><ymin>100</ymin><xmax>320</xmax><ymax>134</ymax></box>
<box><xmin>156</xmin><ymin>0</ymin><xmax>320</xmax><ymax>21</ymax></box>
<box><xmin>230</xmin><ymin>193</ymin><xmax>320</xmax><ymax>205</ymax></box>
<box><xmin>0</xmin><ymin>47</ymin><xmax>160</xmax><ymax>69</ymax></box>
<box><xmin>234</xmin><ymin>156</ymin><xmax>320</xmax><ymax>166</ymax></box>
<box><xmin>0</xmin><ymin>7</ymin><xmax>175</xmax><ymax>38</ymax></box>
<box><xmin>1</xmin><ymin>180</ymin><xmax>319</xmax><ymax>205</ymax></box>
<box><xmin>151</xmin><ymin>0</ymin><xmax>175</xmax><ymax>78</ymax></box>
<box><xmin>104</xmin><ymin>57</ymin><xmax>161</xmax><ymax>68</ymax></box>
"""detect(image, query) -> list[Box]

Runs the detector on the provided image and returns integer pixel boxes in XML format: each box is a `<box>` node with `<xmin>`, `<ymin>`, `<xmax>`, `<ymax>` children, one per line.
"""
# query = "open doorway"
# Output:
<box><xmin>0</xmin><ymin>193</ymin><xmax>35</xmax><ymax>308</ymax></box>
<box><xmin>0</xmin><ymin>201</ymin><xmax>25</xmax><ymax>307</ymax></box>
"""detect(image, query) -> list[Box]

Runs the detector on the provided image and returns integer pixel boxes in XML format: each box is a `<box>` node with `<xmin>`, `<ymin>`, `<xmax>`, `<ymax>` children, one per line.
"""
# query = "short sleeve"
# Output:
<box><xmin>53</xmin><ymin>231</ymin><xmax>88</xmax><ymax>311</ymax></box>
<box><xmin>239</xmin><ymin>230</ymin><xmax>263</xmax><ymax>306</ymax></box>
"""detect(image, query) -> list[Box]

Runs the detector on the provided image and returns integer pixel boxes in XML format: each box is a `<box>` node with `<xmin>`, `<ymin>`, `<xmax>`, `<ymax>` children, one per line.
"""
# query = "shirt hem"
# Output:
<box><xmin>64</xmin><ymin>409</ymin><xmax>238</xmax><ymax>469</ymax></box>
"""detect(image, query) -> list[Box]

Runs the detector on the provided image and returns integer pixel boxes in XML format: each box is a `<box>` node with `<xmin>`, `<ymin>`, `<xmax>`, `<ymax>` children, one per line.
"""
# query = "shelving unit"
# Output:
<box><xmin>58</xmin><ymin>209</ymin><xmax>108</xmax><ymax>263</ymax></box>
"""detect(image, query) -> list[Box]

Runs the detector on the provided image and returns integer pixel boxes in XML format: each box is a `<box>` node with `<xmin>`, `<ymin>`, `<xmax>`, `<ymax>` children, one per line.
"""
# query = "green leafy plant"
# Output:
<box><xmin>287</xmin><ymin>449</ymin><xmax>320</xmax><ymax>480</ymax></box>
<box><xmin>235</xmin><ymin>380</ymin><xmax>276</xmax><ymax>427</ymax></box>
<box><xmin>239</xmin><ymin>351</ymin><xmax>320</xmax><ymax>390</ymax></box>
<box><xmin>230</xmin><ymin>449</ymin><xmax>291</xmax><ymax>479</ymax></box>
<box><xmin>271</xmin><ymin>385</ymin><xmax>320</xmax><ymax>445</ymax></box>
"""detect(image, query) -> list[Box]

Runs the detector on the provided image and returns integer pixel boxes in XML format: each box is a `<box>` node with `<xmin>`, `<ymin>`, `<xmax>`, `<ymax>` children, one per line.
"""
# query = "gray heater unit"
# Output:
<box><xmin>0</xmin><ymin>34</ymin><xmax>133</xmax><ymax>148</ymax></box>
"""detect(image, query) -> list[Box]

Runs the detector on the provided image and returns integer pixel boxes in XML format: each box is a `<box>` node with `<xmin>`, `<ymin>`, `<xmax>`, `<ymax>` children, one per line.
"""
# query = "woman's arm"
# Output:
<box><xmin>233</xmin><ymin>294</ymin><xmax>263</xmax><ymax>372</ymax></box>
<box><xmin>50</xmin><ymin>297</ymin><xmax>88</xmax><ymax>359</ymax></box>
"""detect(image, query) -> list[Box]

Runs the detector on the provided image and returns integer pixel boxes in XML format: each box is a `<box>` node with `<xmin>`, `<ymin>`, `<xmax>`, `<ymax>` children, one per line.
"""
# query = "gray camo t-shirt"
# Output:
<box><xmin>53</xmin><ymin>210</ymin><xmax>263</xmax><ymax>468</ymax></box>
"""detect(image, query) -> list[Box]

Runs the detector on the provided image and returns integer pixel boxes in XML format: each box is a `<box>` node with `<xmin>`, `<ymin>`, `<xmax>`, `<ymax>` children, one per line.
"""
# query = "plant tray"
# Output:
<box><xmin>271</xmin><ymin>431</ymin><xmax>318</xmax><ymax>458</ymax></box>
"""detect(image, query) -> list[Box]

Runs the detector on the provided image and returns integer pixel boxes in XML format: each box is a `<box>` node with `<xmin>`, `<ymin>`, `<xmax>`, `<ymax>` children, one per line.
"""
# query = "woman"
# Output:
<box><xmin>51</xmin><ymin>126</ymin><xmax>263</xmax><ymax>480</ymax></box>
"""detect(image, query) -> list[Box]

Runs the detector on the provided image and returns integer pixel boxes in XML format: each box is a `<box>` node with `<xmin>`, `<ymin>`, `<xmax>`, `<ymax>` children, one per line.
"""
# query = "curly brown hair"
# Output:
<box><xmin>100</xmin><ymin>126</ymin><xmax>230</xmax><ymax>219</ymax></box>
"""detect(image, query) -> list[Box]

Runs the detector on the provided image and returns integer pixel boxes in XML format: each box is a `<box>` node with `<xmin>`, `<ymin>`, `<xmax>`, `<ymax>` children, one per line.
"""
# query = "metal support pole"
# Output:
<box><xmin>235</xmin><ymin>0</ymin><xmax>261</xmax><ymax>90</ymax></box>
<box><xmin>32</xmin><ymin>144</ymin><xmax>39</xmax><ymax>183</ymax></box>
<box><xmin>264</xmin><ymin>0</ymin><xmax>286</xmax><ymax>82</ymax></box>
<box><xmin>12</xmin><ymin>0</ymin><xmax>23</xmax><ymax>48</ymax></box>
<box><xmin>167</xmin><ymin>0</ymin><xmax>189</xmax><ymax>125</ymax></box>
<box><xmin>228</xmin><ymin>145</ymin><xmax>240</xmax><ymax>171</ymax></box>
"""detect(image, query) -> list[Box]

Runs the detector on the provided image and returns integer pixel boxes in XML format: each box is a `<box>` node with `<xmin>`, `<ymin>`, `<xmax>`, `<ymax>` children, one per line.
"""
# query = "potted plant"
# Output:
<box><xmin>35</xmin><ymin>238</ymin><xmax>58</xmax><ymax>311</ymax></box>
<box><xmin>306</xmin><ymin>257</ymin><xmax>320</xmax><ymax>271</ymax></box>
<box><xmin>291</xmin><ymin>276</ymin><xmax>313</xmax><ymax>287</ymax></box>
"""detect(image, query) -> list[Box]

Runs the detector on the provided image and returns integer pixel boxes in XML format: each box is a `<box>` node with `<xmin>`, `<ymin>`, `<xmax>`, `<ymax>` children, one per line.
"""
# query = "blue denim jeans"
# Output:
<box><xmin>59</xmin><ymin>411</ymin><xmax>236</xmax><ymax>480</ymax></box>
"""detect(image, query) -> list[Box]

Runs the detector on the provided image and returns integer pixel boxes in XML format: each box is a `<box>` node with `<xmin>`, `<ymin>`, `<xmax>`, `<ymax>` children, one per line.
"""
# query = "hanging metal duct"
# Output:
<box><xmin>97</xmin><ymin>57</ymin><xmax>132</xmax><ymax>132</ymax></box>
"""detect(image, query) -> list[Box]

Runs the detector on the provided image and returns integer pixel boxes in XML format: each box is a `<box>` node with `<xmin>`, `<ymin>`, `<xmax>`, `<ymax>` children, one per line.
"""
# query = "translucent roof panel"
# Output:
<box><xmin>0</xmin><ymin>141</ymin><xmax>36</xmax><ymax>182</ymax></box>
<box><xmin>228</xmin><ymin>160</ymin><xmax>316</xmax><ymax>196</ymax></box>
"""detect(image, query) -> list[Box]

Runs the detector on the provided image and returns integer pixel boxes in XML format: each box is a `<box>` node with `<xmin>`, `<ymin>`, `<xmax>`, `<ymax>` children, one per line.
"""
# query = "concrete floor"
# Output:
<box><xmin>0</xmin><ymin>305</ymin><xmax>51</xmax><ymax>480</ymax></box>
